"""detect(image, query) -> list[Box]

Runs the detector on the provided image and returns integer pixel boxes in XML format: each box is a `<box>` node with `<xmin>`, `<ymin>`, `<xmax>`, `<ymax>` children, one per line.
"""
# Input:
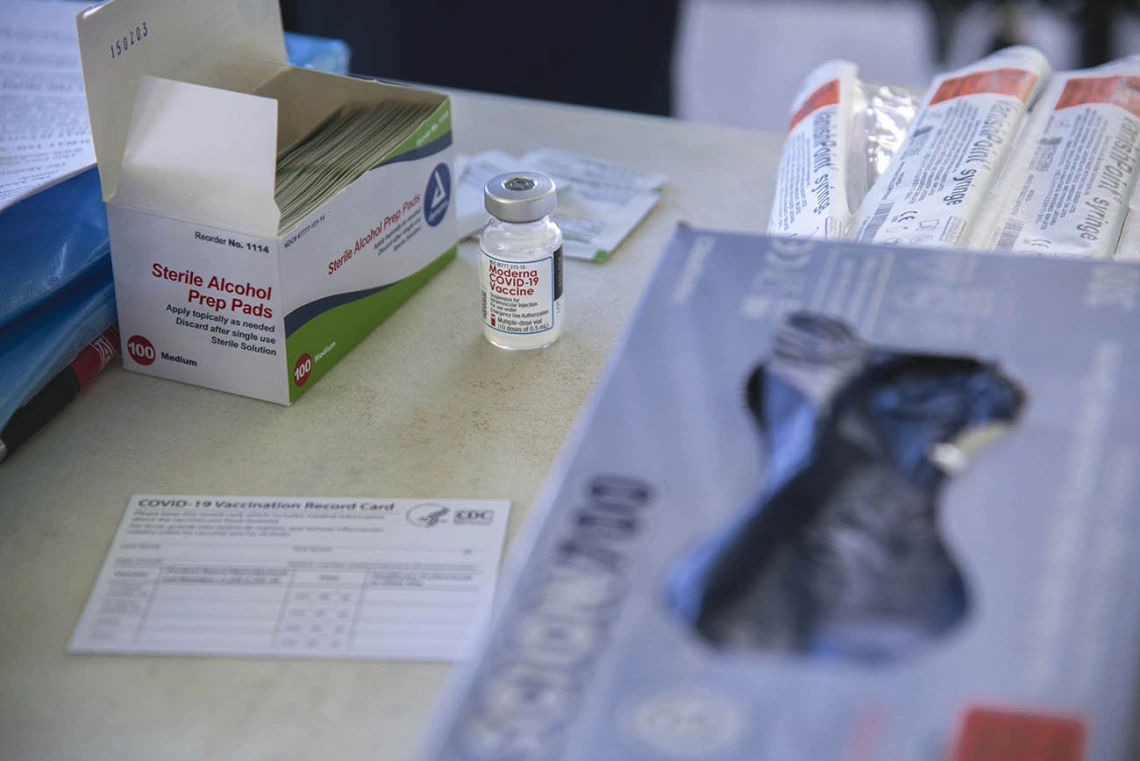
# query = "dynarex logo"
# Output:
<box><xmin>407</xmin><ymin>503</ymin><xmax>449</xmax><ymax>528</ymax></box>
<box><xmin>424</xmin><ymin>163</ymin><xmax>450</xmax><ymax>227</ymax></box>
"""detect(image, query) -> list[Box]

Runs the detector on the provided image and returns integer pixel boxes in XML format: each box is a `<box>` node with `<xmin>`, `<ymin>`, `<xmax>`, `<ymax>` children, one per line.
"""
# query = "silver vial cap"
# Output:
<box><xmin>484</xmin><ymin>171</ymin><xmax>557</xmax><ymax>223</ymax></box>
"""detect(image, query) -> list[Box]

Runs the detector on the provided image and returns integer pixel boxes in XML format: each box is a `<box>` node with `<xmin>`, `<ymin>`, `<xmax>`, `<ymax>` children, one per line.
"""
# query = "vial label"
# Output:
<box><xmin>481</xmin><ymin>247</ymin><xmax>563</xmax><ymax>336</ymax></box>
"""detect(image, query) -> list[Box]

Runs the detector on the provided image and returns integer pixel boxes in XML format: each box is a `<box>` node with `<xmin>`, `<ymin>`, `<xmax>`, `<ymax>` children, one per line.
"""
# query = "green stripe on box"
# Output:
<box><xmin>285</xmin><ymin>245</ymin><xmax>457</xmax><ymax>401</ymax></box>
<box><xmin>383</xmin><ymin>100</ymin><xmax>453</xmax><ymax>164</ymax></box>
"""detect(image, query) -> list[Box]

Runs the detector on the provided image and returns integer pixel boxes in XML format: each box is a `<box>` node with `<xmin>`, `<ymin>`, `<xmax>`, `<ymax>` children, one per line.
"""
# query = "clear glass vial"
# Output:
<box><xmin>479</xmin><ymin>171</ymin><xmax>564</xmax><ymax>350</ymax></box>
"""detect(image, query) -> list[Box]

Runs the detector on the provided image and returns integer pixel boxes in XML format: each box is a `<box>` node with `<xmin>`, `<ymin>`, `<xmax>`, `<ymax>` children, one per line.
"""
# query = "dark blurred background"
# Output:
<box><xmin>279</xmin><ymin>0</ymin><xmax>1140</xmax><ymax>127</ymax></box>
<box><xmin>279</xmin><ymin>0</ymin><xmax>681</xmax><ymax>116</ymax></box>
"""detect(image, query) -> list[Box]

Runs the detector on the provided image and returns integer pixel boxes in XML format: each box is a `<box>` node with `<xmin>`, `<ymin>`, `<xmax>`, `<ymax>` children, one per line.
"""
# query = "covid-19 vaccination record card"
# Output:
<box><xmin>69</xmin><ymin>496</ymin><xmax>511</xmax><ymax>661</ymax></box>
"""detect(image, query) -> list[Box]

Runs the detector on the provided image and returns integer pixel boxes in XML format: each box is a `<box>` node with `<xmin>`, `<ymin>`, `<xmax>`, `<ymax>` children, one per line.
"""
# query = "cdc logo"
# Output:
<box><xmin>455</xmin><ymin>510</ymin><xmax>493</xmax><ymax>525</ymax></box>
<box><xmin>407</xmin><ymin>503</ymin><xmax>449</xmax><ymax>528</ymax></box>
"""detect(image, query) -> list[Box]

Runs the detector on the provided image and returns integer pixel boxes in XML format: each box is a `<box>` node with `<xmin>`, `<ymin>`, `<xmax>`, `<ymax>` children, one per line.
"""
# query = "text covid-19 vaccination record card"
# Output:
<box><xmin>69</xmin><ymin>496</ymin><xmax>511</xmax><ymax>661</ymax></box>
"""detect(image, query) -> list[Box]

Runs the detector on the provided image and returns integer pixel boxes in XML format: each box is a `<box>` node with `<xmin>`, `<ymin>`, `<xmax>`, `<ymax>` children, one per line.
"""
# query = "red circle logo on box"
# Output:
<box><xmin>126</xmin><ymin>335</ymin><xmax>156</xmax><ymax>366</ymax></box>
<box><xmin>293</xmin><ymin>353</ymin><xmax>313</xmax><ymax>386</ymax></box>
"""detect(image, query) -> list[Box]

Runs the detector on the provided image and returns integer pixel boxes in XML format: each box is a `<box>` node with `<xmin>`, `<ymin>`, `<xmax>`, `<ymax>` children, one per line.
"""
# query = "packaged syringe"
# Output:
<box><xmin>853</xmin><ymin>46</ymin><xmax>1051</xmax><ymax>248</ymax></box>
<box><xmin>768</xmin><ymin>60</ymin><xmax>859</xmax><ymax>239</ymax></box>
<box><xmin>768</xmin><ymin>62</ymin><xmax>918</xmax><ymax>240</ymax></box>
<box><xmin>979</xmin><ymin>57</ymin><xmax>1140</xmax><ymax>258</ymax></box>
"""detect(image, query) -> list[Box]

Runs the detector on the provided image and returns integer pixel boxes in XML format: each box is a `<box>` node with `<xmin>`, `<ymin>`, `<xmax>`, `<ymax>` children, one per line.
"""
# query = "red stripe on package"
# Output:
<box><xmin>929</xmin><ymin>68</ymin><xmax>1038</xmax><ymax>106</ymax></box>
<box><xmin>788</xmin><ymin>79</ymin><xmax>840</xmax><ymax>132</ymax></box>
<box><xmin>1056</xmin><ymin>75</ymin><xmax>1140</xmax><ymax>120</ymax></box>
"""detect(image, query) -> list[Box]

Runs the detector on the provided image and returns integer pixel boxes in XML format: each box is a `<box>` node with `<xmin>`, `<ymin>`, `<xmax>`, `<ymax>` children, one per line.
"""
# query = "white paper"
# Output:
<box><xmin>522</xmin><ymin>148</ymin><xmax>666</xmax><ymax>193</ymax></box>
<box><xmin>456</xmin><ymin>148</ymin><xmax>664</xmax><ymax>262</ymax></box>
<box><xmin>455</xmin><ymin>149</ymin><xmax>534</xmax><ymax>239</ymax></box>
<box><xmin>523</xmin><ymin>149</ymin><xmax>663</xmax><ymax>262</ymax></box>
<box><xmin>70</xmin><ymin>495</ymin><xmax>511</xmax><ymax>661</ymax></box>
<box><xmin>0</xmin><ymin>1</ymin><xmax>95</xmax><ymax>210</ymax></box>
<box><xmin>552</xmin><ymin>181</ymin><xmax>661</xmax><ymax>262</ymax></box>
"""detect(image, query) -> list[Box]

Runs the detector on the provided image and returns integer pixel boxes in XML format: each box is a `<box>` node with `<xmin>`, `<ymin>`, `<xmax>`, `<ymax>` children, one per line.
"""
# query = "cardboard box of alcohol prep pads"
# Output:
<box><xmin>75</xmin><ymin>0</ymin><xmax>457</xmax><ymax>403</ymax></box>
<box><xmin>425</xmin><ymin>227</ymin><xmax>1140</xmax><ymax>761</ymax></box>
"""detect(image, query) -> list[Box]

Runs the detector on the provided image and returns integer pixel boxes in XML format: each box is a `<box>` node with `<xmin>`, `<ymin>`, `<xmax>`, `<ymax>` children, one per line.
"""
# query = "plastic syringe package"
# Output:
<box><xmin>768</xmin><ymin>61</ymin><xmax>858</xmax><ymax>238</ymax></box>
<box><xmin>768</xmin><ymin>61</ymin><xmax>919</xmax><ymax>240</ymax></box>
<box><xmin>854</xmin><ymin>46</ymin><xmax>1051</xmax><ymax>248</ymax></box>
<box><xmin>979</xmin><ymin>57</ymin><xmax>1140</xmax><ymax>257</ymax></box>
<box><xmin>425</xmin><ymin>228</ymin><xmax>1140</xmax><ymax>761</ymax></box>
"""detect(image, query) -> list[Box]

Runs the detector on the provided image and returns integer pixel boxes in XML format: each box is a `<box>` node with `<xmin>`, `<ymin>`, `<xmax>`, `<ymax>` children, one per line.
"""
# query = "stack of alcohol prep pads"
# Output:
<box><xmin>275</xmin><ymin>102</ymin><xmax>437</xmax><ymax>233</ymax></box>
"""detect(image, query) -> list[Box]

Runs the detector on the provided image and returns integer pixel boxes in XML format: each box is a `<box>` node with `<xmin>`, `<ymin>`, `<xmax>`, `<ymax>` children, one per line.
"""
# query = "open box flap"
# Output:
<box><xmin>255</xmin><ymin>67</ymin><xmax>447</xmax><ymax>158</ymax></box>
<box><xmin>114</xmin><ymin>76</ymin><xmax>280</xmax><ymax>236</ymax></box>
<box><xmin>76</xmin><ymin>0</ymin><xmax>287</xmax><ymax>202</ymax></box>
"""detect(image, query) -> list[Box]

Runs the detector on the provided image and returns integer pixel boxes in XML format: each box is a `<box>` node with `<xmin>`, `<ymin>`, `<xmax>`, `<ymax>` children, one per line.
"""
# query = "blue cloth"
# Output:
<box><xmin>0</xmin><ymin>33</ymin><xmax>351</xmax><ymax>429</ymax></box>
<box><xmin>284</xmin><ymin>32</ymin><xmax>350</xmax><ymax>76</ymax></box>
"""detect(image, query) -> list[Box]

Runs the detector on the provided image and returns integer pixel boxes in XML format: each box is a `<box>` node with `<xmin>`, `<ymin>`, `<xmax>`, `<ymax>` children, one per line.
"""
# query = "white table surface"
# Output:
<box><xmin>0</xmin><ymin>90</ymin><xmax>781</xmax><ymax>761</ymax></box>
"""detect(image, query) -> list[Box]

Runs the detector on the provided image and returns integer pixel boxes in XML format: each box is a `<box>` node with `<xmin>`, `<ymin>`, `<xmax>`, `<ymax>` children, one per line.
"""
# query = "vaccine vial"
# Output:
<box><xmin>480</xmin><ymin>171</ymin><xmax>564</xmax><ymax>350</ymax></box>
